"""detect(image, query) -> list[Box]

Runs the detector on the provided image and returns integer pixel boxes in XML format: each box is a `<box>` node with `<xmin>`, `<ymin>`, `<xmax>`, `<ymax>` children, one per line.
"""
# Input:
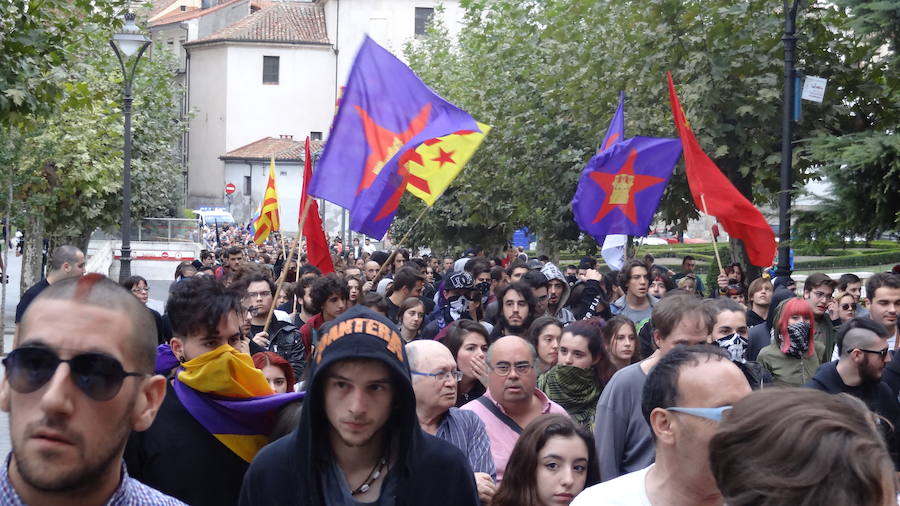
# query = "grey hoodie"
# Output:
<box><xmin>541</xmin><ymin>262</ymin><xmax>575</xmax><ymax>324</ymax></box>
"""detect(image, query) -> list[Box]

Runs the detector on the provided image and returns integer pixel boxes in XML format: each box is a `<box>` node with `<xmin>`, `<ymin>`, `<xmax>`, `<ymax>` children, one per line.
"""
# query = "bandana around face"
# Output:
<box><xmin>448</xmin><ymin>295</ymin><xmax>469</xmax><ymax>320</ymax></box>
<box><xmin>785</xmin><ymin>320</ymin><xmax>811</xmax><ymax>358</ymax></box>
<box><xmin>717</xmin><ymin>333</ymin><xmax>749</xmax><ymax>363</ymax></box>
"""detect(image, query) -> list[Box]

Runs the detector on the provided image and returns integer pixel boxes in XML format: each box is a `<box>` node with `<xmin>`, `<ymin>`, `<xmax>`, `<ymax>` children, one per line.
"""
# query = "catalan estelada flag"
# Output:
<box><xmin>308</xmin><ymin>36</ymin><xmax>490</xmax><ymax>239</ymax></box>
<box><xmin>253</xmin><ymin>156</ymin><xmax>280</xmax><ymax>244</ymax></box>
<box><xmin>173</xmin><ymin>345</ymin><xmax>303</xmax><ymax>463</ymax></box>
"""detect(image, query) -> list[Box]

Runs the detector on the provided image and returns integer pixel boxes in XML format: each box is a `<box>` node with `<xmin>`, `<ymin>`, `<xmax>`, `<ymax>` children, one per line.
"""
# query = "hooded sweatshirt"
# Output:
<box><xmin>239</xmin><ymin>306</ymin><xmax>479</xmax><ymax>506</ymax></box>
<box><xmin>747</xmin><ymin>287</ymin><xmax>795</xmax><ymax>361</ymax></box>
<box><xmin>540</xmin><ymin>263</ymin><xmax>575</xmax><ymax>324</ymax></box>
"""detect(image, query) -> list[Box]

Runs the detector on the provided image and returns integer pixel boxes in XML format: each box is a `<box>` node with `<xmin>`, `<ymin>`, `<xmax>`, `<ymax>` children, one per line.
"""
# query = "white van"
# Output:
<box><xmin>193</xmin><ymin>208</ymin><xmax>236</xmax><ymax>228</ymax></box>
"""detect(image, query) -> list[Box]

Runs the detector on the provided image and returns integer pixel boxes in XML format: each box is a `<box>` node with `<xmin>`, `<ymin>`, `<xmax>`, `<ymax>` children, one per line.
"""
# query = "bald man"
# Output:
<box><xmin>407</xmin><ymin>340</ymin><xmax>497</xmax><ymax>503</ymax></box>
<box><xmin>460</xmin><ymin>336</ymin><xmax>568</xmax><ymax>482</ymax></box>
<box><xmin>807</xmin><ymin>317</ymin><xmax>900</xmax><ymax>468</ymax></box>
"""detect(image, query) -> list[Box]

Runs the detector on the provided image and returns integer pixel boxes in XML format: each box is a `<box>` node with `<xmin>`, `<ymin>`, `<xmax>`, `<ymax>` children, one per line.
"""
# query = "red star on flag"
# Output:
<box><xmin>589</xmin><ymin>148</ymin><xmax>665</xmax><ymax>224</ymax></box>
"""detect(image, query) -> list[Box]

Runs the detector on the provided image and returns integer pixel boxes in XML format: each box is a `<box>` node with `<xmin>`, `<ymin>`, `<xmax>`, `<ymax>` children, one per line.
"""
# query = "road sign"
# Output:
<box><xmin>225</xmin><ymin>183</ymin><xmax>236</xmax><ymax>195</ymax></box>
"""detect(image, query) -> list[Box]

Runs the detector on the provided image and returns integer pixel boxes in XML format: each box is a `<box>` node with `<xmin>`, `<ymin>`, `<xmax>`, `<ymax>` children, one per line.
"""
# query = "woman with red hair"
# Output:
<box><xmin>756</xmin><ymin>298</ymin><xmax>822</xmax><ymax>386</ymax></box>
<box><xmin>252</xmin><ymin>351</ymin><xmax>296</xmax><ymax>393</ymax></box>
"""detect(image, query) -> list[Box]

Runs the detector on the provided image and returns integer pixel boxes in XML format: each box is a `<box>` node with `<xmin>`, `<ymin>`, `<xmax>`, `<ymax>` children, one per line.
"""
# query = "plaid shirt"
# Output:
<box><xmin>0</xmin><ymin>453</ymin><xmax>186</xmax><ymax>506</ymax></box>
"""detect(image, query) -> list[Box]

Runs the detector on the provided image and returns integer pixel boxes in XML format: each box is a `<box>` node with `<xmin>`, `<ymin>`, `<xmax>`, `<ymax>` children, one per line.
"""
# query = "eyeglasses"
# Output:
<box><xmin>812</xmin><ymin>290</ymin><xmax>833</xmax><ymax>301</ymax></box>
<box><xmin>410</xmin><ymin>369</ymin><xmax>463</xmax><ymax>382</ymax></box>
<box><xmin>491</xmin><ymin>361</ymin><xmax>534</xmax><ymax>376</ymax></box>
<box><xmin>3</xmin><ymin>346</ymin><xmax>146</xmax><ymax>401</ymax></box>
<box><xmin>247</xmin><ymin>290</ymin><xmax>272</xmax><ymax>299</ymax></box>
<box><xmin>841</xmin><ymin>303</ymin><xmax>858</xmax><ymax>311</ymax></box>
<box><xmin>855</xmin><ymin>348</ymin><xmax>890</xmax><ymax>360</ymax></box>
<box><xmin>666</xmin><ymin>405</ymin><xmax>733</xmax><ymax>422</ymax></box>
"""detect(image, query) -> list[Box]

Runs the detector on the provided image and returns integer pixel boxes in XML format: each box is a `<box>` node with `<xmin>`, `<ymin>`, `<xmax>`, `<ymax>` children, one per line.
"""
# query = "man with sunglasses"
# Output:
<box><xmin>574</xmin><ymin>346</ymin><xmax>750</xmax><ymax>506</ymax></box>
<box><xmin>461</xmin><ymin>335</ymin><xmax>568</xmax><ymax>483</ymax></box>
<box><xmin>1</xmin><ymin>274</ymin><xmax>183</xmax><ymax>505</ymax></box>
<box><xmin>407</xmin><ymin>340</ymin><xmax>497</xmax><ymax>504</ymax></box>
<box><xmin>806</xmin><ymin>317</ymin><xmax>900</xmax><ymax>468</ymax></box>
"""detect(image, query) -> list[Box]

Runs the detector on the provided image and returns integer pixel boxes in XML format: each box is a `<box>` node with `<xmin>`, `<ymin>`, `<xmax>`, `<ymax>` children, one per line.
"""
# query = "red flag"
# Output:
<box><xmin>667</xmin><ymin>72</ymin><xmax>776</xmax><ymax>267</ymax></box>
<box><xmin>301</xmin><ymin>137</ymin><xmax>334</xmax><ymax>274</ymax></box>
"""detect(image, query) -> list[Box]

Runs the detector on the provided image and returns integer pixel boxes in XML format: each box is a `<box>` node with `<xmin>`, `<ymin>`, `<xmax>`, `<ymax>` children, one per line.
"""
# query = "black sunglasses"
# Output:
<box><xmin>3</xmin><ymin>347</ymin><xmax>146</xmax><ymax>401</ymax></box>
<box><xmin>841</xmin><ymin>303</ymin><xmax>858</xmax><ymax>311</ymax></box>
<box><xmin>856</xmin><ymin>348</ymin><xmax>890</xmax><ymax>360</ymax></box>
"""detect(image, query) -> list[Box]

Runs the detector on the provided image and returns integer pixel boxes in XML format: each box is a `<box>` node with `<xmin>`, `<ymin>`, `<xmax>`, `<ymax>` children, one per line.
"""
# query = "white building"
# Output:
<box><xmin>147</xmin><ymin>0</ymin><xmax>463</xmax><ymax>232</ymax></box>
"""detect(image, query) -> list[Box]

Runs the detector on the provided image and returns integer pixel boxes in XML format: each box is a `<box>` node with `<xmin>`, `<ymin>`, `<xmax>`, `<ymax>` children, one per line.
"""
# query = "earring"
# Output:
<box><xmin>178</xmin><ymin>356</ymin><xmax>186</xmax><ymax>363</ymax></box>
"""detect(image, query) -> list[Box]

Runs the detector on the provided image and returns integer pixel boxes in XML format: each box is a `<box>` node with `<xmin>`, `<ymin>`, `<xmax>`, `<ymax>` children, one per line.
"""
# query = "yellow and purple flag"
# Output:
<box><xmin>253</xmin><ymin>156</ymin><xmax>280</xmax><ymax>244</ymax></box>
<box><xmin>308</xmin><ymin>36</ymin><xmax>489</xmax><ymax>238</ymax></box>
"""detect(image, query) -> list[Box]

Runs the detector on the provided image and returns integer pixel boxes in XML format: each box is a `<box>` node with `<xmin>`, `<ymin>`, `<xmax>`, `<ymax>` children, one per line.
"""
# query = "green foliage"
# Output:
<box><xmin>395</xmin><ymin>0</ymin><xmax>896</xmax><ymax>256</ymax></box>
<box><xmin>0</xmin><ymin>0</ymin><xmax>125</xmax><ymax>124</ymax></box>
<box><xmin>0</xmin><ymin>27</ymin><xmax>186</xmax><ymax>243</ymax></box>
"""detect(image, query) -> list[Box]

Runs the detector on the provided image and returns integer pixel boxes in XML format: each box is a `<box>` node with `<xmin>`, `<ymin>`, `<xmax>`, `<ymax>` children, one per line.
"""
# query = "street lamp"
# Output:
<box><xmin>110</xmin><ymin>12</ymin><xmax>151</xmax><ymax>282</ymax></box>
<box><xmin>776</xmin><ymin>0</ymin><xmax>800</xmax><ymax>279</ymax></box>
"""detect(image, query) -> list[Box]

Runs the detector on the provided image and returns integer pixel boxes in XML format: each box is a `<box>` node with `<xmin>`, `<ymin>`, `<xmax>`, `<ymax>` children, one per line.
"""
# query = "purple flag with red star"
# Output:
<box><xmin>308</xmin><ymin>36</ymin><xmax>485</xmax><ymax>239</ymax></box>
<box><xmin>572</xmin><ymin>136</ymin><xmax>682</xmax><ymax>239</ymax></box>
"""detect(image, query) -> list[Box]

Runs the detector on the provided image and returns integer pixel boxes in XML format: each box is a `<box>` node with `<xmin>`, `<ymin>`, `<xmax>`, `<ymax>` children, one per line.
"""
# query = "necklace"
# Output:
<box><xmin>350</xmin><ymin>456</ymin><xmax>388</xmax><ymax>496</ymax></box>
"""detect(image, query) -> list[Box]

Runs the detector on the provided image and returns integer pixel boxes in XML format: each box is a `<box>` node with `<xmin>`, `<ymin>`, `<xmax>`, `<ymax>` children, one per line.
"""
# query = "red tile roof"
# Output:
<box><xmin>149</xmin><ymin>0</ymin><xmax>183</xmax><ymax>20</ymax></box>
<box><xmin>220</xmin><ymin>137</ymin><xmax>325</xmax><ymax>161</ymax></box>
<box><xmin>149</xmin><ymin>0</ymin><xmax>245</xmax><ymax>27</ymax></box>
<box><xmin>185</xmin><ymin>2</ymin><xmax>329</xmax><ymax>46</ymax></box>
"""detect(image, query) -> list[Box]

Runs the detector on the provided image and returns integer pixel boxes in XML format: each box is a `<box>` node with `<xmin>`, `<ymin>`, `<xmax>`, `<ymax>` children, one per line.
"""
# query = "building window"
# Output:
<box><xmin>310</xmin><ymin>131</ymin><xmax>323</xmax><ymax>141</ymax></box>
<box><xmin>414</xmin><ymin>7</ymin><xmax>434</xmax><ymax>37</ymax></box>
<box><xmin>263</xmin><ymin>56</ymin><xmax>279</xmax><ymax>84</ymax></box>
<box><xmin>243</xmin><ymin>176</ymin><xmax>251</xmax><ymax>196</ymax></box>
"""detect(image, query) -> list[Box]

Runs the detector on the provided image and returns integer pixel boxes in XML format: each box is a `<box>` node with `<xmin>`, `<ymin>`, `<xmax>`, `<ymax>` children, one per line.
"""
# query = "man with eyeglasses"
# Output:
<box><xmin>574</xmin><ymin>346</ymin><xmax>750</xmax><ymax>506</ymax></box>
<box><xmin>1</xmin><ymin>274</ymin><xmax>183</xmax><ymax>505</ymax></box>
<box><xmin>233</xmin><ymin>269</ymin><xmax>305</xmax><ymax>380</ymax></box>
<box><xmin>407</xmin><ymin>340</ymin><xmax>497</xmax><ymax>504</ymax></box>
<box><xmin>806</xmin><ymin>317</ymin><xmax>900</xmax><ymax>469</ymax></box>
<box><xmin>461</xmin><ymin>335</ymin><xmax>568</xmax><ymax>483</ymax></box>
<box><xmin>803</xmin><ymin>273</ymin><xmax>837</xmax><ymax>362</ymax></box>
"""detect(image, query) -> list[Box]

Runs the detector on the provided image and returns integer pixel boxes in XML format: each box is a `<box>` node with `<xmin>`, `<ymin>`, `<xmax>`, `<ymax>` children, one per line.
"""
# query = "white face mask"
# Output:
<box><xmin>448</xmin><ymin>295</ymin><xmax>469</xmax><ymax>320</ymax></box>
<box><xmin>716</xmin><ymin>332</ymin><xmax>749</xmax><ymax>363</ymax></box>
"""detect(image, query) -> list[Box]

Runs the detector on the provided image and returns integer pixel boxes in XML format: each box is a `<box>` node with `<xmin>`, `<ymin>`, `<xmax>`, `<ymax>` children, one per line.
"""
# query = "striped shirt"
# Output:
<box><xmin>0</xmin><ymin>454</ymin><xmax>186</xmax><ymax>506</ymax></box>
<box><xmin>435</xmin><ymin>407</ymin><xmax>496</xmax><ymax>479</ymax></box>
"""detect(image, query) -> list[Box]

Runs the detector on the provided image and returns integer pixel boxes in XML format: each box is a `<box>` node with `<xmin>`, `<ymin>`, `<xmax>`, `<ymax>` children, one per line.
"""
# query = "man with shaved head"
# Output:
<box><xmin>407</xmin><ymin>340</ymin><xmax>497</xmax><ymax>504</ymax></box>
<box><xmin>807</xmin><ymin>317</ymin><xmax>900</xmax><ymax>468</ymax></box>
<box><xmin>15</xmin><ymin>245</ymin><xmax>85</xmax><ymax>327</ymax></box>
<box><xmin>2</xmin><ymin>274</ymin><xmax>179</xmax><ymax>505</ymax></box>
<box><xmin>461</xmin><ymin>335</ymin><xmax>568</xmax><ymax>482</ymax></box>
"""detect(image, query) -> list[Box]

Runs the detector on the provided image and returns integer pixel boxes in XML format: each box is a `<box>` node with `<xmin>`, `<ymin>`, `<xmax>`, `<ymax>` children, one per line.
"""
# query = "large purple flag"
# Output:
<box><xmin>572</xmin><ymin>136</ymin><xmax>682</xmax><ymax>239</ymax></box>
<box><xmin>309</xmin><ymin>36</ymin><xmax>483</xmax><ymax>238</ymax></box>
<box><xmin>599</xmin><ymin>91</ymin><xmax>625</xmax><ymax>153</ymax></box>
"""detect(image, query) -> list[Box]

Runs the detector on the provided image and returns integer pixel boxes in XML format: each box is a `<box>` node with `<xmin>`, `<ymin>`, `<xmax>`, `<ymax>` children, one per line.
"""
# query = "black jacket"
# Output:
<box><xmin>239</xmin><ymin>306</ymin><xmax>479</xmax><ymax>506</ymax></box>
<box><xmin>882</xmin><ymin>352</ymin><xmax>900</xmax><ymax>397</ymax></box>
<box><xmin>125</xmin><ymin>383</ymin><xmax>248</xmax><ymax>506</ymax></box>
<box><xmin>806</xmin><ymin>361</ymin><xmax>900</xmax><ymax>469</ymax></box>
<box><xmin>250</xmin><ymin>319</ymin><xmax>306</xmax><ymax>379</ymax></box>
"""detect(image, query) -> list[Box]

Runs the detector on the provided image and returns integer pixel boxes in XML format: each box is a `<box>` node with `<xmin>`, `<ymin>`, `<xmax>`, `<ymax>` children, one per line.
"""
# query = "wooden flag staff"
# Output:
<box><xmin>263</xmin><ymin>198</ymin><xmax>313</xmax><ymax>334</ymax></box>
<box><xmin>700</xmin><ymin>193</ymin><xmax>725</xmax><ymax>275</ymax></box>
<box><xmin>367</xmin><ymin>206</ymin><xmax>431</xmax><ymax>286</ymax></box>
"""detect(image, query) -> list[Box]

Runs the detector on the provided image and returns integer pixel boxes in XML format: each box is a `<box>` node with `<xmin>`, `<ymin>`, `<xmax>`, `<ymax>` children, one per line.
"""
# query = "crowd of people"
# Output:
<box><xmin>4</xmin><ymin>238</ymin><xmax>900</xmax><ymax>505</ymax></box>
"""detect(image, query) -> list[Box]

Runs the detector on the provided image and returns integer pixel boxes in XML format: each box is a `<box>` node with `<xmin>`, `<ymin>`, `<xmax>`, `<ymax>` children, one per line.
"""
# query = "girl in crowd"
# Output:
<box><xmin>346</xmin><ymin>275</ymin><xmax>363</xmax><ymax>308</ymax></box>
<box><xmin>440</xmin><ymin>320</ymin><xmax>490</xmax><ymax>407</ymax></box>
<box><xmin>601</xmin><ymin>316</ymin><xmax>638</xmax><ymax>375</ymax></box>
<box><xmin>647</xmin><ymin>272</ymin><xmax>674</xmax><ymax>299</ymax></box>
<box><xmin>538</xmin><ymin>320</ymin><xmax>610</xmax><ymax>430</ymax></box>
<box><xmin>493</xmin><ymin>414</ymin><xmax>600</xmax><ymax>506</ymax></box>
<box><xmin>527</xmin><ymin>316</ymin><xmax>563</xmax><ymax>375</ymax></box>
<box><xmin>756</xmin><ymin>298</ymin><xmax>822</xmax><ymax>386</ymax></box>
<box><xmin>252</xmin><ymin>351</ymin><xmax>296</xmax><ymax>393</ymax></box>
<box><xmin>122</xmin><ymin>275</ymin><xmax>171</xmax><ymax>345</ymax></box>
<box><xmin>398</xmin><ymin>297</ymin><xmax>425</xmax><ymax>342</ymax></box>
<box><xmin>831</xmin><ymin>291</ymin><xmax>857</xmax><ymax>327</ymax></box>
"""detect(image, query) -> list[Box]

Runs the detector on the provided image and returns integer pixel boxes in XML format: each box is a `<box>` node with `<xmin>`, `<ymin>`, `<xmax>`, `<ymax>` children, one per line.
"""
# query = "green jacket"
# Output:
<box><xmin>756</xmin><ymin>297</ymin><xmax>825</xmax><ymax>387</ymax></box>
<box><xmin>814</xmin><ymin>312</ymin><xmax>836</xmax><ymax>363</ymax></box>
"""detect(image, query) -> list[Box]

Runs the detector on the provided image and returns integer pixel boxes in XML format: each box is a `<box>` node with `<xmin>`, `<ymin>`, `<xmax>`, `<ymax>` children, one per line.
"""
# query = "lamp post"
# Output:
<box><xmin>776</xmin><ymin>0</ymin><xmax>800</xmax><ymax>279</ymax></box>
<box><xmin>110</xmin><ymin>12</ymin><xmax>151</xmax><ymax>282</ymax></box>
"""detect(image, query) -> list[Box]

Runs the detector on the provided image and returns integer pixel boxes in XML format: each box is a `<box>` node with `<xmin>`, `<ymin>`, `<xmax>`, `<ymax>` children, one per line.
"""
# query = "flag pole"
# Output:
<box><xmin>369</xmin><ymin>205</ymin><xmax>431</xmax><ymax>285</ymax></box>
<box><xmin>700</xmin><ymin>193</ymin><xmax>725</xmax><ymax>275</ymax></box>
<box><xmin>264</xmin><ymin>198</ymin><xmax>313</xmax><ymax>334</ymax></box>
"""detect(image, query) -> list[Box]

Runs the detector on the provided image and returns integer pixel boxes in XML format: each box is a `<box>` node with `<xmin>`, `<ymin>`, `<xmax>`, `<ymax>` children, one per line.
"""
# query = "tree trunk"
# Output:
<box><xmin>21</xmin><ymin>214</ymin><xmax>44</xmax><ymax>291</ymax></box>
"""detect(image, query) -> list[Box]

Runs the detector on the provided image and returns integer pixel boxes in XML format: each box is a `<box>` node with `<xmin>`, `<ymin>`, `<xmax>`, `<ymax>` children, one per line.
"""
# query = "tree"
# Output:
<box><xmin>395</xmin><ymin>0</ymin><xmax>893</xmax><ymax>264</ymax></box>
<box><xmin>0</xmin><ymin>26</ymin><xmax>186</xmax><ymax>286</ymax></box>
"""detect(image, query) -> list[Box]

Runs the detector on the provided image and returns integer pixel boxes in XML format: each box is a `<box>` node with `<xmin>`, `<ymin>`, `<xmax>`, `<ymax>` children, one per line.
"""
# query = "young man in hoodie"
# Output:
<box><xmin>540</xmin><ymin>262</ymin><xmax>576</xmax><ymax>325</ymax></box>
<box><xmin>239</xmin><ymin>306</ymin><xmax>479</xmax><ymax>505</ymax></box>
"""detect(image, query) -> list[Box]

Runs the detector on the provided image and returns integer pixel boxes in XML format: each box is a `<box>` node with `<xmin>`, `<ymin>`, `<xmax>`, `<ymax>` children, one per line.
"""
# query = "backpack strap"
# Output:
<box><xmin>477</xmin><ymin>396</ymin><xmax>522</xmax><ymax>434</ymax></box>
